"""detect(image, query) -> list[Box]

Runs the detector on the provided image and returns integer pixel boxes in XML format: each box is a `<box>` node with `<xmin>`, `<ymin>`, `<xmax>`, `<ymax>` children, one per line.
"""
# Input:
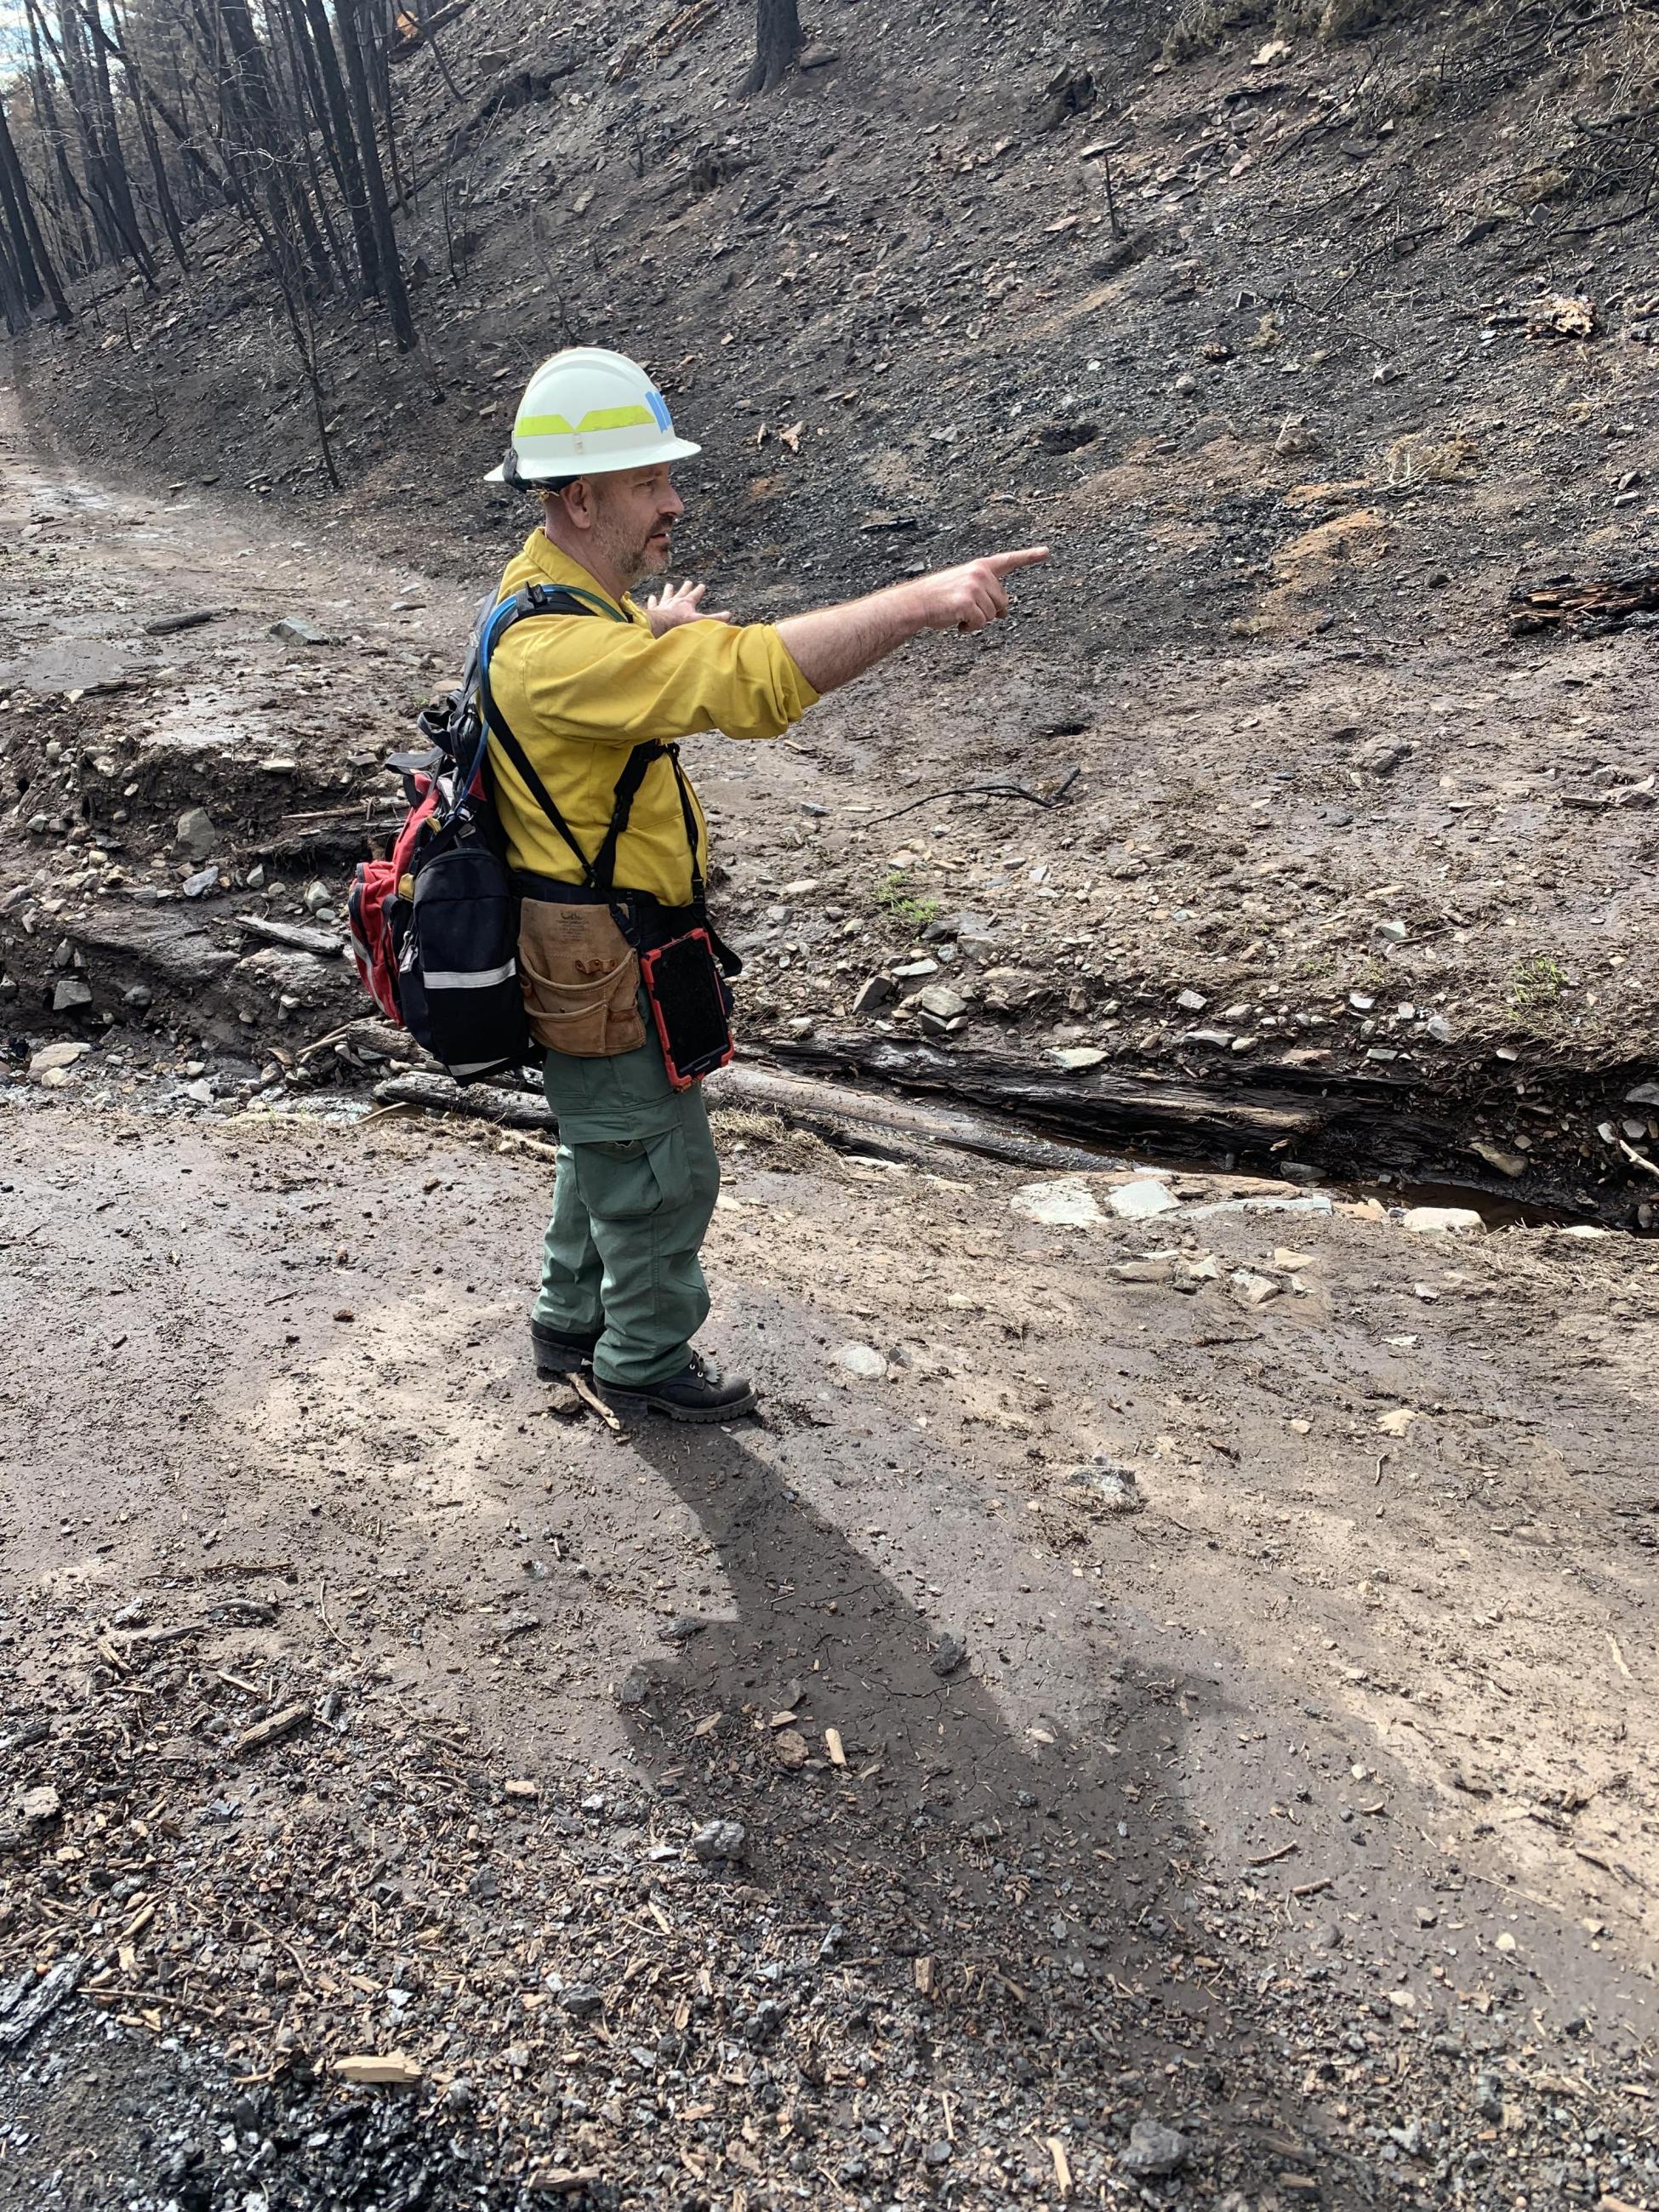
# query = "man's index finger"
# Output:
<box><xmin>983</xmin><ymin>545</ymin><xmax>1052</xmax><ymax>576</ymax></box>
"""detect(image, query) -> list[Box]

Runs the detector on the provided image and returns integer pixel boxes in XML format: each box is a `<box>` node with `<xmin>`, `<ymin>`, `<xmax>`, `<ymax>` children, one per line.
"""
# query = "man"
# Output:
<box><xmin>483</xmin><ymin>345</ymin><xmax>1046</xmax><ymax>1422</ymax></box>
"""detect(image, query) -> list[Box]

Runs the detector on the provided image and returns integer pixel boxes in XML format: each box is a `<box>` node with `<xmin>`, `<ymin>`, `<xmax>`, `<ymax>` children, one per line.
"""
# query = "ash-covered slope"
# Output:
<box><xmin>14</xmin><ymin>0</ymin><xmax>1659</xmax><ymax>660</ymax></box>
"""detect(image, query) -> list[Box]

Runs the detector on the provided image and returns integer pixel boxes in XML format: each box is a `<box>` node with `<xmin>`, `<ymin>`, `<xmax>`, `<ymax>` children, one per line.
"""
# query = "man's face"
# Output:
<box><xmin>590</xmin><ymin>465</ymin><xmax>684</xmax><ymax>584</ymax></box>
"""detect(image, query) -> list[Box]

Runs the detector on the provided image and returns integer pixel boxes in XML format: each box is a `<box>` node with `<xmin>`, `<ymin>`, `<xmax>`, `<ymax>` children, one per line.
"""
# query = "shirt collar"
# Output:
<box><xmin>521</xmin><ymin>530</ymin><xmax>643</xmax><ymax>624</ymax></box>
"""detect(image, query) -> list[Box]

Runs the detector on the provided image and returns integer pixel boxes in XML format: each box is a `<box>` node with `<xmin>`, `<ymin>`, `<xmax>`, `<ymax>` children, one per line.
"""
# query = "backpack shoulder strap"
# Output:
<box><xmin>476</xmin><ymin>579</ymin><xmax>706</xmax><ymax>906</ymax></box>
<box><xmin>476</xmin><ymin>584</ymin><xmax>649</xmax><ymax>892</ymax></box>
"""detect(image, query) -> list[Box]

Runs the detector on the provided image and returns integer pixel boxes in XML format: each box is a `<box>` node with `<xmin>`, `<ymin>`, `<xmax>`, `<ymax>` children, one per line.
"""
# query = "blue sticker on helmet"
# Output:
<box><xmin>646</xmin><ymin>388</ymin><xmax>674</xmax><ymax>432</ymax></box>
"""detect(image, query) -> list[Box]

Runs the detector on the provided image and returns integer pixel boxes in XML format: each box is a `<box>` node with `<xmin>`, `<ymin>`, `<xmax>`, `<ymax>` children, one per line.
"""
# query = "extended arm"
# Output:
<box><xmin>776</xmin><ymin>546</ymin><xmax>1049</xmax><ymax>694</ymax></box>
<box><xmin>492</xmin><ymin>547</ymin><xmax>1051</xmax><ymax>750</ymax></box>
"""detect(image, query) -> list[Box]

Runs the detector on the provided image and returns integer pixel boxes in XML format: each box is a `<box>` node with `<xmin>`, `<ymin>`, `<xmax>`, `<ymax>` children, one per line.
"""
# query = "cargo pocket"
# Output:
<box><xmin>519</xmin><ymin>900</ymin><xmax>646</xmax><ymax>1058</ymax></box>
<box><xmin>575</xmin><ymin>1127</ymin><xmax>693</xmax><ymax>1223</ymax></box>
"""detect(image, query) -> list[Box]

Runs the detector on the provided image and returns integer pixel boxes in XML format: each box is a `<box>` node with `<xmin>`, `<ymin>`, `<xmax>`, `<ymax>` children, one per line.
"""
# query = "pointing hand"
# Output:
<box><xmin>905</xmin><ymin>547</ymin><xmax>1051</xmax><ymax>635</ymax></box>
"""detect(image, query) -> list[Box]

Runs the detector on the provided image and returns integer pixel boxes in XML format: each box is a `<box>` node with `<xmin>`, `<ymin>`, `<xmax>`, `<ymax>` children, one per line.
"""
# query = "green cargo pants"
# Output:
<box><xmin>533</xmin><ymin>1023</ymin><xmax>721</xmax><ymax>1388</ymax></box>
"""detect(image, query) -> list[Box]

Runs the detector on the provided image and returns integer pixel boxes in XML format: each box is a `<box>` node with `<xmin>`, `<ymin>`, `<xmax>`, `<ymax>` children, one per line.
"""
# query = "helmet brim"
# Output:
<box><xmin>483</xmin><ymin>436</ymin><xmax>702</xmax><ymax>486</ymax></box>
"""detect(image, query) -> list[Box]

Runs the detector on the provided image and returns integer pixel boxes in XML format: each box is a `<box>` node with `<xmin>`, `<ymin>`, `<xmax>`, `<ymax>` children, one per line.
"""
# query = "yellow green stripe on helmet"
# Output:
<box><xmin>515</xmin><ymin>403</ymin><xmax>657</xmax><ymax>438</ymax></box>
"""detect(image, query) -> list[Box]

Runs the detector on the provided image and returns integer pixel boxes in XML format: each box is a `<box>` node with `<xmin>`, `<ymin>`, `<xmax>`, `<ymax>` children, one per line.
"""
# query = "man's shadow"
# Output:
<box><xmin>615</xmin><ymin>1417</ymin><xmax>1293</xmax><ymax>2119</ymax></box>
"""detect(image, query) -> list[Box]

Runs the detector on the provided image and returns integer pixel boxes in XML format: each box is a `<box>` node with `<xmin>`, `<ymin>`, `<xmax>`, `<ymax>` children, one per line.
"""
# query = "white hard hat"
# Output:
<box><xmin>484</xmin><ymin>346</ymin><xmax>700</xmax><ymax>484</ymax></box>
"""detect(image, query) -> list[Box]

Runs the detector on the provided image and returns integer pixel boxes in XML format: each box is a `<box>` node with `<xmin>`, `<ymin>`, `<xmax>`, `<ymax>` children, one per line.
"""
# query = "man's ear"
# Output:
<box><xmin>561</xmin><ymin>479</ymin><xmax>598</xmax><ymax>534</ymax></box>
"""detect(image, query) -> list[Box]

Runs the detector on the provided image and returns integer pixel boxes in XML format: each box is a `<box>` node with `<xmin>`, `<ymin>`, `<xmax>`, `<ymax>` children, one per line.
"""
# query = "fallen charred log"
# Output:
<box><xmin>1508</xmin><ymin>573</ymin><xmax>1659</xmax><ymax>635</ymax></box>
<box><xmin>765</xmin><ymin>1030</ymin><xmax>1479</xmax><ymax>1186</ymax></box>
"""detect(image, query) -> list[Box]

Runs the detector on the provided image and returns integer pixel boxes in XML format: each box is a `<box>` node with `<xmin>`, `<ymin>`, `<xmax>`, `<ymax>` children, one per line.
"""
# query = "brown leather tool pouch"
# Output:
<box><xmin>517</xmin><ymin>898</ymin><xmax>645</xmax><ymax>1057</ymax></box>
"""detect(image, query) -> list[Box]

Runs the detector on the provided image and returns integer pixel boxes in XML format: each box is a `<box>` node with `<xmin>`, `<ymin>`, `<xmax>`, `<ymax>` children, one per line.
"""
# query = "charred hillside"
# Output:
<box><xmin>3</xmin><ymin>0</ymin><xmax>1659</xmax><ymax>1223</ymax></box>
<box><xmin>9</xmin><ymin>0</ymin><xmax>1659</xmax><ymax>660</ymax></box>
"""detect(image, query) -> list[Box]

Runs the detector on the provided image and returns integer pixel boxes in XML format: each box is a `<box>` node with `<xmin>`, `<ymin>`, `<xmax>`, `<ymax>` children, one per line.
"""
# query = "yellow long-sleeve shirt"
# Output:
<box><xmin>484</xmin><ymin>532</ymin><xmax>818</xmax><ymax>905</ymax></box>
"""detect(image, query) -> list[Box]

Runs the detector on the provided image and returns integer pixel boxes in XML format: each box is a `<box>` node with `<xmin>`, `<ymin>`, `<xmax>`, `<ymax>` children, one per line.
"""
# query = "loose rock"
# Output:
<box><xmin>1109</xmin><ymin>1178</ymin><xmax>1180</xmax><ymax>1221</ymax></box>
<box><xmin>1065</xmin><ymin>1457</ymin><xmax>1143</xmax><ymax>1514</ymax></box>
<box><xmin>1401</xmin><ymin>1206</ymin><xmax>1485</xmax><ymax>1234</ymax></box>
<box><xmin>836</xmin><ymin>1342</ymin><xmax>888</xmax><ymax>1379</ymax></box>
<box><xmin>1010</xmin><ymin>1177</ymin><xmax>1105</xmax><ymax>1227</ymax></box>
<box><xmin>1119</xmin><ymin>2118</ymin><xmax>1190</xmax><ymax>2178</ymax></box>
<box><xmin>691</xmin><ymin>1818</ymin><xmax>747</xmax><ymax>1863</ymax></box>
<box><xmin>174</xmin><ymin>806</ymin><xmax>216</xmax><ymax>857</ymax></box>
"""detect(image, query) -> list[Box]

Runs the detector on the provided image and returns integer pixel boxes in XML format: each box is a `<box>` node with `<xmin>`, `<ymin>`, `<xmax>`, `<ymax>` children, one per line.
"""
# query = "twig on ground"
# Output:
<box><xmin>886</xmin><ymin>767</ymin><xmax>1080</xmax><ymax>822</ymax></box>
<box><xmin>570</xmin><ymin>1371</ymin><xmax>623</xmax><ymax>1432</ymax></box>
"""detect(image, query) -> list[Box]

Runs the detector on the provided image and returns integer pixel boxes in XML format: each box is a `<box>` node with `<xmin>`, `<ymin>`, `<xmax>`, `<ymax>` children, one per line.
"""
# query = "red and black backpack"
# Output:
<box><xmin>346</xmin><ymin>583</ymin><xmax>733</xmax><ymax>1086</ymax></box>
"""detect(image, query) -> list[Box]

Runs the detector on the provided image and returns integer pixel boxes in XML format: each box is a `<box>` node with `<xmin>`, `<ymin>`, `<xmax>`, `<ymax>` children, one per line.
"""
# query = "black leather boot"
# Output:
<box><xmin>599</xmin><ymin>1353</ymin><xmax>757</xmax><ymax>1423</ymax></box>
<box><xmin>530</xmin><ymin>1316</ymin><xmax>602</xmax><ymax>1376</ymax></box>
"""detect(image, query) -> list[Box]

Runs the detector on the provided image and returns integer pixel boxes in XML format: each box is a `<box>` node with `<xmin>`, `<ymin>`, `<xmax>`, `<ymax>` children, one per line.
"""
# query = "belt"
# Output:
<box><xmin>514</xmin><ymin>870</ymin><xmax>700</xmax><ymax>953</ymax></box>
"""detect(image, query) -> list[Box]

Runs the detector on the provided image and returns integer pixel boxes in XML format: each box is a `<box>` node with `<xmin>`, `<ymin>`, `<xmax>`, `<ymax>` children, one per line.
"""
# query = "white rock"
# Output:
<box><xmin>1401</xmin><ymin>1206</ymin><xmax>1485</xmax><ymax>1235</ymax></box>
<box><xmin>1231</xmin><ymin>1269</ymin><xmax>1282</xmax><ymax>1307</ymax></box>
<box><xmin>1176</xmin><ymin>989</ymin><xmax>1207</xmax><ymax>1012</ymax></box>
<box><xmin>1109</xmin><ymin>1179</ymin><xmax>1181</xmax><ymax>1221</ymax></box>
<box><xmin>1049</xmin><ymin>1046</ymin><xmax>1107</xmax><ymax>1071</ymax></box>
<box><xmin>836</xmin><ymin>1343</ymin><xmax>888</xmax><ymax>1380</ymax></box>
<box><xmin>28</xmin><ymin>1040</ymin><xmax>92</xmax><ymax>1080</ymax></box>
<box><xmin>1010</xmin><ymin>1178</ymin><xmax>1106</xmax><ymax>1229</ymax></box>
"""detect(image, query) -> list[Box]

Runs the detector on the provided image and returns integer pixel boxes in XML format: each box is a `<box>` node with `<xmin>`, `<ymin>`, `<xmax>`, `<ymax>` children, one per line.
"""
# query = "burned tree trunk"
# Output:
<box><xmin>294</xmin><ymin>0</ymin><xmax>384</xmax><ymax>301</ymax></box>
<box><xmin>335</xmin><ymin>0</ymin><xmax>415</xmax><ymax>347</ymax></box>
<box><xmin>0</xmin><ymin>222</ymin><xmax>30</xmax><ymax>334</ymax></box>
<box><xmin>101</xmin><ymin>0</ymin><xmax>191</xmax><ymax>270</ymax></box>
<box><xmin>741</xmin><ymin>0</ymin><xmax>800</xmax><ymax>95</ymax></box>
<box><xmin>0</xmin><ymin>96</ymin><xmax>72</xmax><ymax>321</ymax></box>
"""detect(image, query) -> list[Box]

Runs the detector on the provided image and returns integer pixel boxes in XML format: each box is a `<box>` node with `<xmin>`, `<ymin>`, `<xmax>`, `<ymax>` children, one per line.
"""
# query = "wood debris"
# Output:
<box><xmin>1508</xmin><ymin>573</ymin><xmax>1659</xmax><ymax>635</ymax></box>
<box><xmin>230</xmin><ymin>1701</ymin><xmax>314</xmax><ymax>1759</ymax></box>
<box><xmin>334</xmin><ymin>2050</ymin><xmax>424</xmax><ymax>2084</ymax></box>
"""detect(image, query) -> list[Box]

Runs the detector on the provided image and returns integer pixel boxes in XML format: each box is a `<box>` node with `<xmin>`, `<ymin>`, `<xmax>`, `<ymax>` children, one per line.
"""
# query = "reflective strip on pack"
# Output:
<box><xmin>422</xmin><ymin>961</ymin><xmax>516</xmax><ymax>990</ymax></box>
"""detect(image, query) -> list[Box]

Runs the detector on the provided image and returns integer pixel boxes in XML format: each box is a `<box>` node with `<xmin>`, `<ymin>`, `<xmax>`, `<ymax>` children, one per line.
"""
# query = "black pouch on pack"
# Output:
<box><xmin>402</xmin><ymin>818</ymin><xmax>528</xmax><ymax>1080</ymax></box>
<box><xmin>638</xmin><ymin>927</ymin><xmax>736</xmax><ymax>1090</ymax></box>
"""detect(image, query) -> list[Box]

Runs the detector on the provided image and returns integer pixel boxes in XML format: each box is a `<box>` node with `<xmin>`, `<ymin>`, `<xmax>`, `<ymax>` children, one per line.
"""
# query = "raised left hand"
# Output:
<box><xmin>642</xmin><ymin>579</ymin><xmax>733</xmax><ymax>636</ymax></box>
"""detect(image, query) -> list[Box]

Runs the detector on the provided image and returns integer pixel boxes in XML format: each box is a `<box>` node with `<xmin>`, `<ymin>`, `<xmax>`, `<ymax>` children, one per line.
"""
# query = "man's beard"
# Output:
<box><xmin>630</xmin><ymin>527</ymin><xmax>674</xmax><ymax>580</ymax></box>
<box><xmin>599</xmin><ymin>514</ymin><xmax>673</xmax><ymax>584</ymax></box>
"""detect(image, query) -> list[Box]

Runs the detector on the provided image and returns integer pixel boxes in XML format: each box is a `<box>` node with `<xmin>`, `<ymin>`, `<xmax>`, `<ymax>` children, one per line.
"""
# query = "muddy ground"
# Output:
<box><xmin>3</xmin><ymin>1073</ymin><xmax>1658</xmax><ymax>2209</ymax></box>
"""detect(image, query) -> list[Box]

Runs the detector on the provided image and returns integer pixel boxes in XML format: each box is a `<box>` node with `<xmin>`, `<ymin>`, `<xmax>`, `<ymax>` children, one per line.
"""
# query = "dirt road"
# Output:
<box><xmin>3</xmin><ymin>1084</ymin><xmax>1657</xmax><ymax>2208</ymax></box>
<box><xmin>3</xmin><ymin>379</ymin><xmax>1659</xmax><ymax>2209</ymax></box>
